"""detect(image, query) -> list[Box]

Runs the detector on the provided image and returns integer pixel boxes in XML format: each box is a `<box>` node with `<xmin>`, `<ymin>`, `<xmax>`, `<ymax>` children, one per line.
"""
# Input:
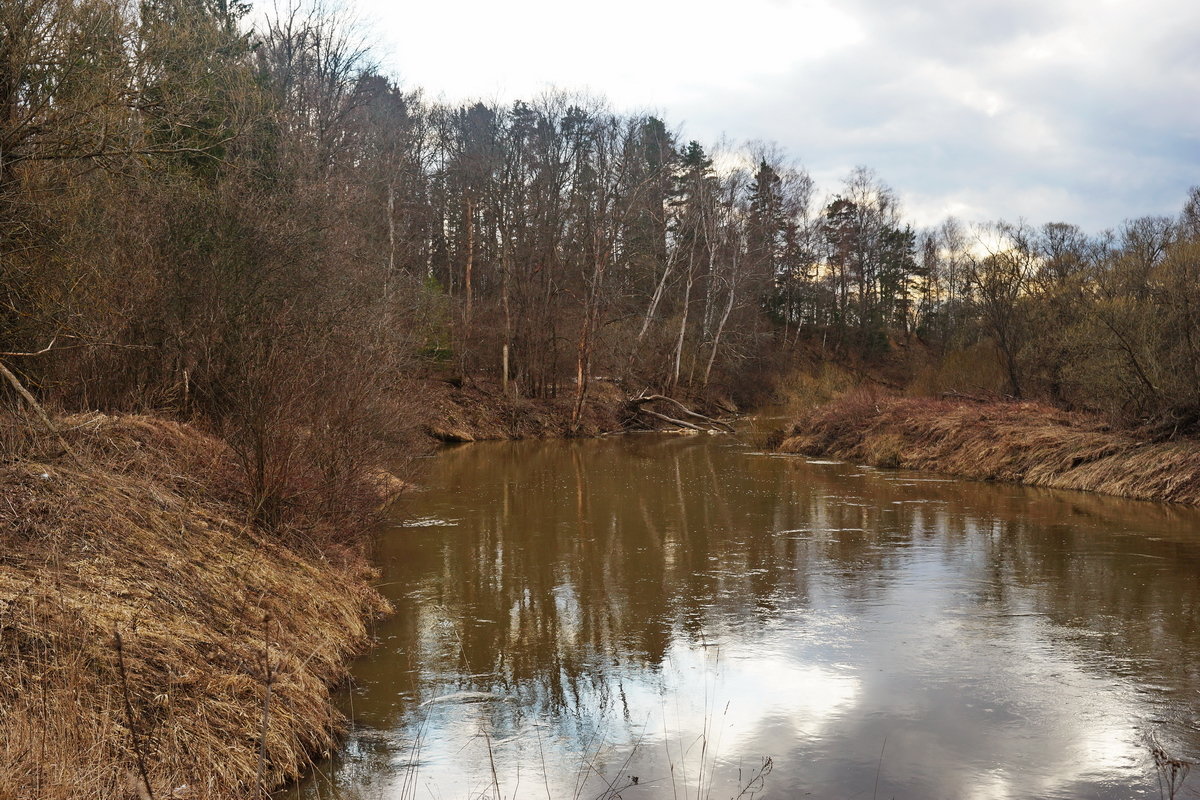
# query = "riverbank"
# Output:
<box><xmin>0</xmin><ymin>413</ymin><xmax>389</xmax><ymax>800</ymax></box>
<box><xmin>776</xmin><ymin>394</ymin><xmax>1200</xmax><ymax>506</ymax></box>
<box><xmin>0</xmin><ymin>378</ymin><xmax>642</xmax><ymax>800</ymax></box>
<box><xmin>417</xmin><ymin>377</ymin><xmax>627</xmax><ymax>444</ymax></box>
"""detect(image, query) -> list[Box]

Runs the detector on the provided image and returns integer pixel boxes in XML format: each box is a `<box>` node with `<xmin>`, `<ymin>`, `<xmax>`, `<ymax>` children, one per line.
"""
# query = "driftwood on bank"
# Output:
<box><xmin>638</xmin><ymin>407</ymin><xmax>709</xmax><ymax>432</ymax></box>
<box><xmin>627</xmin><ymin>392</ymin><xmax>735</xmax><ymax>433</ymax></box>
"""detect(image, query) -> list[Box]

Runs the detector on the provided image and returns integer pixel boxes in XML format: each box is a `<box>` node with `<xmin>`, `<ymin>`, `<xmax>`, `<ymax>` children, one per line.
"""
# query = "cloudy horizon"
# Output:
<box><xmin>342</xmin><ymin>0</ymin><xmax>1199</xmax><ymax>233</ymax></box>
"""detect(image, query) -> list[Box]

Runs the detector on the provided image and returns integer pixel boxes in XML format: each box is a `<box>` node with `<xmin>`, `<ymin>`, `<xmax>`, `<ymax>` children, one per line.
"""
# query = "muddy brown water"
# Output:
<box><xmin>288</xmin><ymin>426</ymin><xmax>1200</xmax><ymax>800</ymax></box>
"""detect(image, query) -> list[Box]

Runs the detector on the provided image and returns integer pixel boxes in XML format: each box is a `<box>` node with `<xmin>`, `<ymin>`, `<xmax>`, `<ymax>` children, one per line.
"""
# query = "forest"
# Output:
<box><xmin>3</xmin><ymin>0</ymin><xmax>1200</xmax><ymax>521</ymax></box>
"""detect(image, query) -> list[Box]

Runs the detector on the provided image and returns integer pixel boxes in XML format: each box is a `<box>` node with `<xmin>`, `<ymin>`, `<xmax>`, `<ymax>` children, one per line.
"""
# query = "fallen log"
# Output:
<box><xmin>631</xmin><ymin>394</ymin><xmax>736</xmax><ymax>433</ymax></box>
<box><xmin>628</xmin><ymin>393</ymin><xmax>739</xmax><ymax>431</ymax></box>
<box><xmin>638</xmin><ymin>407</ymin><xmax>708</xmax><ymax>432</ymax></box>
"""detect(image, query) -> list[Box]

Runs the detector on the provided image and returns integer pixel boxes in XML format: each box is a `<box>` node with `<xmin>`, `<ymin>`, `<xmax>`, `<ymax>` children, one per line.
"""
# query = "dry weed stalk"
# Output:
<box><xmin>1149</xmin><ymin>736</ymin><xmax>1192</xmax><ymax>800</ymax></box>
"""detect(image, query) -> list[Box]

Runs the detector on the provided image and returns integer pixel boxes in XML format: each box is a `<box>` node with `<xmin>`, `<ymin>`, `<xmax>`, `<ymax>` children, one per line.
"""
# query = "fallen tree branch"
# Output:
<box><xmin>0</xmin><ymin>356</ymin><xmax>78</xmax><ymax>461</ymax></box>
<box><xmin>0</xmin><ymin>336</ymin><xmax>56</xmax><ymax>357</ymax></box>
<box><xmin>631</xmin><ymin>394</ymin><xmax>736</xmax><ymax>432</ymax></box>
<box><xmin>637</xmin><ymin>407</ymin><xmax>708</xmax><ymax>432</ymax></box>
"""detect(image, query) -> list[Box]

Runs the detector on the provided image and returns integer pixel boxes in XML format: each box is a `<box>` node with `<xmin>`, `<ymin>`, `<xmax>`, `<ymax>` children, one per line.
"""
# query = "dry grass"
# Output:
<box><xmin>771</xmin><ymin>362</ymin><xmax>861</xmax><ymax>417</ymax></box>
<box><xmin>0</xmin><ymin>412</ymin><xmax>389</xmax><ymax>800</ymax></box>
<box><xmin>778</xmin><ymin>393</ymin><xmax>1200</xmax><ymax>505</ymax></box>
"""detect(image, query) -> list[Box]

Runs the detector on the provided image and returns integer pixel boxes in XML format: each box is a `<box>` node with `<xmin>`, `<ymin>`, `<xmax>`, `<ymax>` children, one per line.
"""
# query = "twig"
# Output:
<box><xmin>0</xmin><ymin>334</ymin><xmax>153</xmax><ymax>356</ymax></box>
<box><xmin>536</xmin><ymin>722</ymin><xmax>552</xmax><ymax>800</ymax></box>
<box><xmin>591</xmin><ymin>713</ymin><xmax>650</xmax><ymax>800</ymax></box>
<box><xmin>873</xmin><ymin>734</ymin><xmax>887</xmax><ymax>800</ymax></box>
<box><xmin>0</xmin><ymin>337</ymin><xmax>57</xmax><ymax>357</ymax></box>
<box><xmin>485</xmin><ymin>732</ymin><xmax>502</xmax><ymax>800</ymax></box>
<box><xmin>115</xmin><ymin>630</ymin><xmax>155</xmax><ymax>800</ymax></box>
<box><xmin>732</xmin><ymin>757</ymin><xmax>773</xmax><ymax>800</ymax></box>
<box><xmin>1149</xmin><ymin>734</ymin><xmax>1192</xmax><ymax>800</ymax></box>
<box><xmin>257</xmin><ymin>614</ymin><xmax>274</xmax><ymax>790</ymax></box>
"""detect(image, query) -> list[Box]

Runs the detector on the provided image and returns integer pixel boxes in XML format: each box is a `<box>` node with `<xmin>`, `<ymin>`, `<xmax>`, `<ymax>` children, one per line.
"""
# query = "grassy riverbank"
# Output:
<box><xmin>0</xmin><ymin>413</ymin><xmax>391</xmax><ymax>800</ymax></box>
<box><xmin>776</xmin><ymin>393</ymin><xmax>1200</xmax><ymax>506</ymax></box>
<box><xmin>0</xmin><ymin>378</ymin><xmax>638</xmax><ymax>800</ymax></box>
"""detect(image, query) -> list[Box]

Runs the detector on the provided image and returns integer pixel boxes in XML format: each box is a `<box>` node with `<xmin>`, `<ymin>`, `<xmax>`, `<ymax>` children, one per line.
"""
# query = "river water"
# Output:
<box><xmin>291</xmin><ymin>430</ymin><xmax>1200</xmax><ymax>800</ymax></box>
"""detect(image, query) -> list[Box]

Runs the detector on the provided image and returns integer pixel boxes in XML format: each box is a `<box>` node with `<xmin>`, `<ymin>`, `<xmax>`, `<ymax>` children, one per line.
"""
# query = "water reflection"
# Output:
<box><xmin>290</xmin><ymin>434</ymin><xmax>1200</xmax><ymax>799</ymax></box>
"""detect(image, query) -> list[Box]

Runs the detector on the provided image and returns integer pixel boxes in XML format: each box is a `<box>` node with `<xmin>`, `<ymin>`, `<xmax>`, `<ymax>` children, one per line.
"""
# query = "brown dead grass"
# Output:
<box><xmin>0</xmin><ymin>412</ymin><xmax>388</xmax><ymax>800</ymax></box>
<box><xmin>778</xmin><ymin>393</ymin><xmax>1200</xmax><ymax>506</ymax></box>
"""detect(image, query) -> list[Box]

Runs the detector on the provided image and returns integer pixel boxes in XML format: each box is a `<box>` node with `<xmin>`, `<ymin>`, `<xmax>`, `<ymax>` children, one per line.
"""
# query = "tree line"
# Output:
<box><xmin>3</xmin><ymin>0</ymin><xmax>1198</xmax><ymax>526</ymax></box>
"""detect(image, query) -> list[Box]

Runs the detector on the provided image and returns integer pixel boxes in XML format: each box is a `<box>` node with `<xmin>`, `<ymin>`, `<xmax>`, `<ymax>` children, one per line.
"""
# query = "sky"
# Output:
<box><xmin>344</xmin><ymin>0</ymin><xmax>1198</xmax><ymax>231</ymax></box>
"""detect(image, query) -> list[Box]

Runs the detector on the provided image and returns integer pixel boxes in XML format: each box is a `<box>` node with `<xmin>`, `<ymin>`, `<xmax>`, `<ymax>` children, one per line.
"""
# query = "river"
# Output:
<box><xmin>289</xmin><ymin>429</ymin><xmax>1200</xmax><ymax>799</ymax></box>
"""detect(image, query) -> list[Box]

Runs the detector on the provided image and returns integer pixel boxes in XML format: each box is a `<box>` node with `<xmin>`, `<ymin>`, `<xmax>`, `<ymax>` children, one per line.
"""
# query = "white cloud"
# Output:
<box><xmin>354</xmin><ymin>0</ymin><xmax>864</xmax><ymax>107</ymax></box>
<box><xmin>323</xmin><ymin>0</ymin><xmax>1200</xmax><ymax>231</ymax></box>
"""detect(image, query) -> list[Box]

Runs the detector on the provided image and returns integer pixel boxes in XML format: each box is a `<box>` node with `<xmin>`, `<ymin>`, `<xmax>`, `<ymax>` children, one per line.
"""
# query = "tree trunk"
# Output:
<box><xmin>386</xmin><ymin>183</ymin><xmax>396</xmax><ymax>292</ymax></box>
<box><xmin>463</xmin><ymin>195</ymin><xmax>475</xmax><ymax>324</ymax></box>
<box><xmin>704</xmin><ymin>280</ymin><xmax>737</xmax><ymax>387</ymax></box>
<box><xmin>671</xmin><ymin>258</ymin><xmax>694</xmax><ymax>394</ymax></box>
<box><xmin>626</xmin><ymin>255</ymin><xmax>674</xmax><ymax>379</ymax></box>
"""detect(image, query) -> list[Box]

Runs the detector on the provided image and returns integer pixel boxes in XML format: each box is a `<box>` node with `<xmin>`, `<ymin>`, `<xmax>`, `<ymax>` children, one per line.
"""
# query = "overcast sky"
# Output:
<box><xmin>348</xmin><ymin>0</ymin><xmax>1198</xmax><ymax>231</ymax></box>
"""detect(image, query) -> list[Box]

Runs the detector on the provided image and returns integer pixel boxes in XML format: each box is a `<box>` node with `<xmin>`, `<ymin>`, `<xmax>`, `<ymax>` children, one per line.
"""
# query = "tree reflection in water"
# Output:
<box><xmin>289</xmin><ymin>435</ymin><xmax>1200</xmax><ymax>800</ymax></box>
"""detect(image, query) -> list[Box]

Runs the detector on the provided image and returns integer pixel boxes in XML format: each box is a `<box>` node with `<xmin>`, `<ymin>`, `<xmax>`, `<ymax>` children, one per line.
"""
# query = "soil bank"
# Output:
<box><xmin>777</xmin><ymin>394</ymin><xmax>1200</xmax><ymax>506</ymax></box>
<box><xmin>414</xmin><ymin>377</ymin><xmax>628</xmax><ymax>444</ymax></box>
